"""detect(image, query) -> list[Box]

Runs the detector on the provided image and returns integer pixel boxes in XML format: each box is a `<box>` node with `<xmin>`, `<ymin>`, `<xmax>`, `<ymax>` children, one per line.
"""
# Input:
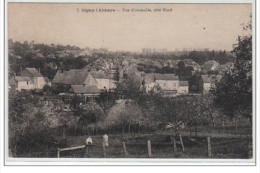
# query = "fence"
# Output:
<box><xmin>57</xmin><ymin>144</ymin><xmax>108</xmax><ymax>158</ymax></box>
<box><xmin>56</xmin><ymin>135</ymin><xmax>252</xmax><ymax>158</ymax></box>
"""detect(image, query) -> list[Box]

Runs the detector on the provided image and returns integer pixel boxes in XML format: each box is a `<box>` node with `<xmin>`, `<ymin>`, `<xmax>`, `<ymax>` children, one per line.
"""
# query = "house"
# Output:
<box><xmin>68</xmin><ymin>85</ymin><xmax>100</xmax><ymax>103</ymax></box>
<box><xmin>91</xmin><ymin>71</ymin><xmax>110</xmax><ymax>91</ymax></box>
<box><xmin>20</xmin><ymin>68</ymin><xmax>51</xmax><ymax>89</ymax></box>
<box><xmin>200</xmin><ymin>75</ymin><xmax>222</xmax><ymax>93</ymax></box>
<box><xmin>154</xmin><ymin>73</ymin><xmax>179</xmax><ymax>91</ymax></box>
<box><xmin>9</xmin><ymin>76</ymin><xmax>34</xmax><ymax>91</ymax></box>
<box><xmin>178</xmin><ymin>81</ymin><xmax>189</xmax><ymax>95</ymax></box>
<box><xmin>144</xmin><ymin>73</ymin><xmax>179</xmax><ymax>97</ymax></box>
<box><xmin>109</xmin><ymin>64</ymin><xmax>120</xmax><ymax>85</ymax></box>
<box><xmin>9</xmin><ymin>68</ymin><xmax>50</xmax><ymax>91</ymax></box>
<box><xmin>143</xmin><ymin>74</ymin><xmax>159</xmax><ymax>93</ymax></box>
<box><xmin>52</xmin><ymin>69</ymin><xmax>90</xmax><ymax>88</ymax></box>
<box><xmin>201</xmin><ymin>75</ymin><xmax>211</xmax><ymax>93</ymax></box>
<box><xmin>52</xmin><ymin>69</ymin><xmax>115</xmax><ymax>94</ymax></box>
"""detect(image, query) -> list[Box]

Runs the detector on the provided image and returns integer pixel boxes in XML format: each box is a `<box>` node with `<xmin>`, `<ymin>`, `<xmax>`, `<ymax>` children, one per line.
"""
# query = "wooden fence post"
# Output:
<box><xmin>179</xmin><ymin>134</ymin><xmax>185</xmax><ymax>152</ymax></box>
<box><xmin>122</xmin><ymin>142</ymin><xmax>129</xmax><ymax>156</ymax></box>
<box><xmin>57</xmin><ymin>148</ymin><xmax>60</xmax><ymax>158</ymax></box>
<box><xmin>147</xmin><ymin>140</ymin><xmax>152</xmax><ymax>157</ymax></box>
<box><xmin>173</xmin><ymin>138</ymin><xmax>177</xmax><ymax>155</ymax></box>
<box><xmin>207</xmin><ymin>137</ymin><xmax>212</xmax><ymax>157</ymax></box>
<box><xmin>84</xmin><ymin>145</ymin><xmax>89</xmax><ymax>158</ymax></box>
<box><xmin>102</xmin><ymin>142</ymin><xmax>106</xmax><ymax>157</ymax></box>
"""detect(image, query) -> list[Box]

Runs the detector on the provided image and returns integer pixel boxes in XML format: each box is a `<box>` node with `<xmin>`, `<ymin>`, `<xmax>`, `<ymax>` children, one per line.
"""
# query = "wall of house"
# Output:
<box><xmin>162</xmin><ymin>90</ymin><xmax>177</xmax><ymax>97</ymax></box>
<box><xmin>84</xmin><ymin>74</ymin><xmax>98</xmax><ymax>87</ymax></box>
<box><xmin>17</xmin><ymin>81</ymin><xmax>34</xmax><ymax>91</ymax></box>
<box><xmin>96</xmin><ymin>78</ymin><xmax>110</xmax><ymax>90</ymax></box>
<box><xmin>203</xmin><ymin>83</ymin><xmax>211</xmax><ymax>93</ymax></box>
<box><xmin>34</xmin><ymin>77</ymin><xmax>47</xmax><ymax>89</ymax></box>
<box><xmin>145</xmin><ymin>83</ymin><xmax>157</xmax><ymax>93</ymax></box>
<box><xmin>178</xmin><ymin>86</ymin><xmax>189</xmax><ymax>94</ymax></box>
<box><xmin>109</xmin><ymin>79</ymin><xmax>117</xmax><ymax>90</ymax></box>
<box><xmin>156</xmin><ymin>80</ymin><xmax>179</xmax><ymax>91</ymax></box>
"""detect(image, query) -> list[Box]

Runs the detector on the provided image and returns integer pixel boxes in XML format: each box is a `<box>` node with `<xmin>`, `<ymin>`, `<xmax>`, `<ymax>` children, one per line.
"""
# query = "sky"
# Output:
<box><xmin>8</xmin><ymin>3</ymin><xmax>252</xmax><ymax>52</ymax></box>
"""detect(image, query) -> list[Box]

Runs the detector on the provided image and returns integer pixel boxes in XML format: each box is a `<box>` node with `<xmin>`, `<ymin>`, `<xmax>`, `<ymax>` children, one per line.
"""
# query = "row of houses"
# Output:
<box><xmin>51</xmin><ymin>68</ymin><xmax>189</xmax><ymax>98</ymax></box>
<box><xmin>9</xmin><ymin>67</ymin><xmax>222</xmax><ymax>99</ymax></box>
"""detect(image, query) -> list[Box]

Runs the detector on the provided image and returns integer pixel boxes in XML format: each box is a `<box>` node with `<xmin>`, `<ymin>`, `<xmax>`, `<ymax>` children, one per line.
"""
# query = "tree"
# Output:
<box><xmin>106</xmin><ymin>100</ymin><xmax>143</xmax><ymax>137</ymax></box>
<box><xmin>117</xmin><ymin>74</ymin><xmax>142</xmax><ymax>99</ymax></box>
<box><xmin>97</xmin><ymin>90</ymin><xmax>117</xmax><ymax>115</ymax></box>
<box><xmin>176</xmin><ymin>95</ymin><xmax>204</xmax><ymax>136</ymax></box>
<box><xmin>189</xmin><ymin>74</ymin><xmax>201</xmax><ymax>93</ymax></box>
<box><xmin>199</xmin><ymin>94</ymin><xmax>218</xmax><ymax>127</ymax></box>
<box><xmin>177</xmin><ymin>61</ymin><xmax>185</xmax><ymax>78</ymax></box>
<box><xmin>213</xmin><ymin>16</ymin><xmax>252</xmax><ymax>125</ymax></box>
<box><xmin>9</xmin><ymin>91</ymin><xmax>70</xmax><ymax>157</ymax></box>
<box><xmin>42</xmin><ymin>85</ymin><xmax>52</xmax><ymax>95</ymax></box>
<box><xmin>77</xmin><ymin>101</ymin><xmax>105</xmax><ymax>134</ymax></box>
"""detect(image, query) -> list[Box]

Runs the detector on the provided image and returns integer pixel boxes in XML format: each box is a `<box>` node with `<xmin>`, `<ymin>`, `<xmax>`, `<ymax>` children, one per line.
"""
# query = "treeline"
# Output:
<box><xmin>8</xmin><ymin>39</ymin><xmax>91</xmax><ymax>79</ymax></box>
<box><xmin>136</xmin><ymin>50</ymin><xmax>234</xmax><ymax>65</ymax></box>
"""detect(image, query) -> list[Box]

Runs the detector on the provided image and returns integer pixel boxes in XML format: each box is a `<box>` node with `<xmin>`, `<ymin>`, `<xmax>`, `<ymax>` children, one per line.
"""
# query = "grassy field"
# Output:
<box><xmin>59</xmin><ymin>132</ymin><xmax>252</xmax><ymax>159</ymax></box>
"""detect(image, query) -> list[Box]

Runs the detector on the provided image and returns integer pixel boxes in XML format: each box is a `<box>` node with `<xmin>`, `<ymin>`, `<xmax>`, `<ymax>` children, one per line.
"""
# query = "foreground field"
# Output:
<box><xmin>59</xmin><ymin>132</ymin><xmax>252</xmax><ymax>159</ymax></box>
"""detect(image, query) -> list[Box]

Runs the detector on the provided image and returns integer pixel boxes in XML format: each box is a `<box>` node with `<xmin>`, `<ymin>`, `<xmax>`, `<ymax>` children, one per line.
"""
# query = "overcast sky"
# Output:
<box><xmin>8</xmin><ymin>3</ymin><xmax>251</xmax><ymax>52</ymax></box>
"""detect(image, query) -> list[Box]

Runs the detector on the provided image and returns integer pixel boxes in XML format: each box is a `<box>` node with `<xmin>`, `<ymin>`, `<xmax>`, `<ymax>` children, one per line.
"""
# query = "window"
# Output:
<box><xmin>27</xmin><ymin>81</ymin><xmax>29</xmax><ymax>85</ymax></box>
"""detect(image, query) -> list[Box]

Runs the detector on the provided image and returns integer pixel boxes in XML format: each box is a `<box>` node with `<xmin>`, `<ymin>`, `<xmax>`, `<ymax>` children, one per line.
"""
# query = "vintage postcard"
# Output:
<box><xmin>4</xmin><ymin>0</ymin><xmax>255</xmax><ymax>166</ymax></box>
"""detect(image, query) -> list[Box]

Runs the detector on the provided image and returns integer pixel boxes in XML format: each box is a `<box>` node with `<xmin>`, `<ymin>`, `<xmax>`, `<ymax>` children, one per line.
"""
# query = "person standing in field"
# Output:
<box><xmin>84</xmin><ymin>136</ymin><xmax>93</xmax><ymax>157</ymax></box>
<box><xmin>103</xmin><ymin>134</ymin><xmax>108</xmax><ymax>147</ymax></box>
<box><xmin>86</xmin><ymin>136</ymin><xmax>93</xmax><ymax>145</ymax></box>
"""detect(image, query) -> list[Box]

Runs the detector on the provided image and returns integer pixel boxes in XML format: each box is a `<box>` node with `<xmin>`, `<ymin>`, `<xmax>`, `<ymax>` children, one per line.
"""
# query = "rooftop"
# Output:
<box><xmin>52</xmin><ymin>70</ymin><xmax>89</xmax><ymax>85</ymax></box>
<box><xmin>24</xmin><ymin>68</ymin><xmax>43</xmax><ymax>77</ymax></box>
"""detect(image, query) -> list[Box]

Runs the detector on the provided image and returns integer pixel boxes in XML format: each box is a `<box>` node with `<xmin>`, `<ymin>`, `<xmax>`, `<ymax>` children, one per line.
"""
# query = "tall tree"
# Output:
<box><xmin>213</xmin><ymin>16</ymin><xmax>252</xmax><ymax>125</ymax></box>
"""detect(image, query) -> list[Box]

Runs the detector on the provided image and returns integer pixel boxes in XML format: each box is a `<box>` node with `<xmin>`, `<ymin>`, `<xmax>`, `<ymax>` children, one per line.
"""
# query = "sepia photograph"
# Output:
<box><xmin>4</xmin><ymin>1</ymin><xmax>256</xmax><ymax>166</ymax></box>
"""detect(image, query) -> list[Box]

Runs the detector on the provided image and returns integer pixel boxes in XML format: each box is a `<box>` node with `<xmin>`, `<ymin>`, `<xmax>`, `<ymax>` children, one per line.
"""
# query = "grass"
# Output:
<box><xmin>61</xmin><ymin>133</ymin><xmax>252</xmax><ymax>159</ymax></box>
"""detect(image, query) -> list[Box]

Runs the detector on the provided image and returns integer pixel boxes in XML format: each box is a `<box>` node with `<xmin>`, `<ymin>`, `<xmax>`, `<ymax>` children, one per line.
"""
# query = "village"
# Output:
<box><xmin>7</xmin><ymin>39</ymin><xmax>252</xmax><ymax>159</ymax></box>
<box><xmin>8</xmin><ymin>46</ymin><xmax>233</xmax><ymax>101</ymax></box>
<box><xmin>3</xmin><ymin>3</ymin><xmax>256</xmax><ymax>172</ymax></box>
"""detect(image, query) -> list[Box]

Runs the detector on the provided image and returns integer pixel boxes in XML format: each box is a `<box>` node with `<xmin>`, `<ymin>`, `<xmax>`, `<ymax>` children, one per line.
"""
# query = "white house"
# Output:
<box><xmin>201</xmin><ymin>75</ymin><xmax>222</xmax><ymax>93</ymax></box>
<box><xmin>178</xmin><ymin>81</ymin><xmax>189</xmax><ymax>95</ymax></box>
<box><xmin>9</xmin><ymin>76</ymin><xmax>34</xmax><ymax>91</ymax></box>
<box><xmin>20</xmin><ymin>68</ymin><xmax>51</xmax><ymax>89</ymax></box>
<box><xmin>154</xmin><ymin>73</ymin><xmax>179</xmax><ymax>91</ymax></box>
<box><xmin>144</xmin><ymin>73</ymin><xmax>179</xmax><ymax>97</ymax></box>
<box><xmin>90</xmin><ymin>71</ymin><xmax>110</xmax><ymax>91</ymax></box>
<box><xmin>9</xmin><ymin>68</ymin><xmax>50</xmax><ymax>91</ymax></box>
<box><xmin>201</xmin><ymin>75</ymin><xmax>211</xmax><ymax>93</ymax></box>
<box><xmin>144</xmin><ymin>74</ymin><xmax>158</xmax><ymax>93</ymax></box>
